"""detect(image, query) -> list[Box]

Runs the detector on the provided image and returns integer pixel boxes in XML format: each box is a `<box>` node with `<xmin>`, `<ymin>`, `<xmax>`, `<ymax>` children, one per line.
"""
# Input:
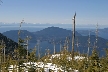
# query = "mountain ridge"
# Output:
<box><xmin>2</xmin><ymin>27</ymin><xmax>108</xmax><ymax>56</ymax></box>
<box><xmin>0</xmin><ymin>33</ymin><xmax>18</xmax><ymax>54</ymax></box>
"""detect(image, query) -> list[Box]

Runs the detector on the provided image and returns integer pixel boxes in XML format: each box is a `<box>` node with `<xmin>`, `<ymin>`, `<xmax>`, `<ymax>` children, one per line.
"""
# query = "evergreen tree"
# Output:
<box><xmin>88</xmin><ymin>49</ymin><xmax>101</xmax><ymax>72</ymax></box>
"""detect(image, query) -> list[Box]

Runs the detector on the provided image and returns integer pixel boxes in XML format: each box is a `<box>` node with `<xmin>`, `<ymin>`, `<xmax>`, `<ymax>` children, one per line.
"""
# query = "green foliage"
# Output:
<box><xmin>1</xmin><ymin>29</ymin><xmax>108</xmax><ymax>72</ymax></box>
<box><xmin>19</xmin><ymin>38</ymin><xmax>24</xmax><ymax>43</ymax></box>
<box><xmin>29</xmin><ymin>49</ymin><xmax>37</xmax><ymax>62</ymax></box>
<box><xmin>28</xmin><ymin>67</ymin><xmax>36</xmax><ymax>72</ymax></box>
<box><xmin>100</xmin><ymin>48</ymin><xmax>108</xmax><ymax>71</ymax></box>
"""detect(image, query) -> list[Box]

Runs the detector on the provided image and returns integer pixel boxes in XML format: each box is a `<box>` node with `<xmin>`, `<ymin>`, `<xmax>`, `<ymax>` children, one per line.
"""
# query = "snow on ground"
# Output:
<box><xmin>7</xmin><ymin>54</ymin><xmax>85</xmax><ymax>72</ymax></box>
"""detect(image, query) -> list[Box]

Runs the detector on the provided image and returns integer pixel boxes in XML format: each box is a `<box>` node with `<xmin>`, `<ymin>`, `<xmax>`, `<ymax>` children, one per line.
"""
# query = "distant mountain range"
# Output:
<box><xmin>2</xmin><ymin>27</ymin><xmax>108</xmax><ymax>56</ymax></box>
<box><xmin>32</xmin><ymin>27</ymin><xmax>81</xmax><ymax>41</ymax></box>
<box><xmin>1</xmin><ymin>22</ymin><xmax>108</xmax><ymax>33</ymax></box>
<box><xmin>3</xmin><ymin>30</ymin><xmax>36</xmax><ymax>43</ymax></box>
<box><xmin>77</xmin><ymin>28</ymin><xmax>108</xmax><ymax>39</ymax></box>
<box><xmin>3</xmin><ymin>27</ymin><xmax>81</xmax><ymax>42</ymax></box>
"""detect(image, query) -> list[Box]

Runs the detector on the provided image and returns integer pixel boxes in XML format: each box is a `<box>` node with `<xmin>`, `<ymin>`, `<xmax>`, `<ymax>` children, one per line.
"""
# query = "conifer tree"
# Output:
<box><xmin>88</xmin><ymin>49</ymin><xmax>101</xmax><ymax>72</ymax></box>
<box><xmin>100</xmin><ymin>48</ymin><xmax>108</xmax><ymax>71</ymax></box>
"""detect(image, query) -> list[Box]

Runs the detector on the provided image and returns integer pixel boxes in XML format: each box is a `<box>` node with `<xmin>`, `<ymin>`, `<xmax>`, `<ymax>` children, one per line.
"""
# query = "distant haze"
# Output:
<box><xmin>0</xmin><ymin>23</ymin><xmax>108</xmax><ymax>33</ymax></box>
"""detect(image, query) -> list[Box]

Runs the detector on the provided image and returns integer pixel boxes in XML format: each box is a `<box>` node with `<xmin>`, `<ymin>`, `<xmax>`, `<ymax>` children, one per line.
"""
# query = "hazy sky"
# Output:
<box><xmin>0</xmin><ymin>0</ymin><xmax>108</xmax><ymax>25</ymax></box>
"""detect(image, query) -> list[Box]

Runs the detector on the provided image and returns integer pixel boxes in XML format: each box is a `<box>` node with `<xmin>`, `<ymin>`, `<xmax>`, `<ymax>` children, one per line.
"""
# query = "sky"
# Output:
<box><xmin>0</xmin><ymin>0</ymin><xmax>108</xmax><ymax>25</ymax></box>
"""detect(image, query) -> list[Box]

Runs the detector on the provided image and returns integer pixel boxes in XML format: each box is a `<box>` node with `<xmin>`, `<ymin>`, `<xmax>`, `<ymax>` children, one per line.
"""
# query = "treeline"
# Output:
<box><xmin>1</xmin><ymin>32</ymin><xmax>108</xmax><ymax>72</ymax></box>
